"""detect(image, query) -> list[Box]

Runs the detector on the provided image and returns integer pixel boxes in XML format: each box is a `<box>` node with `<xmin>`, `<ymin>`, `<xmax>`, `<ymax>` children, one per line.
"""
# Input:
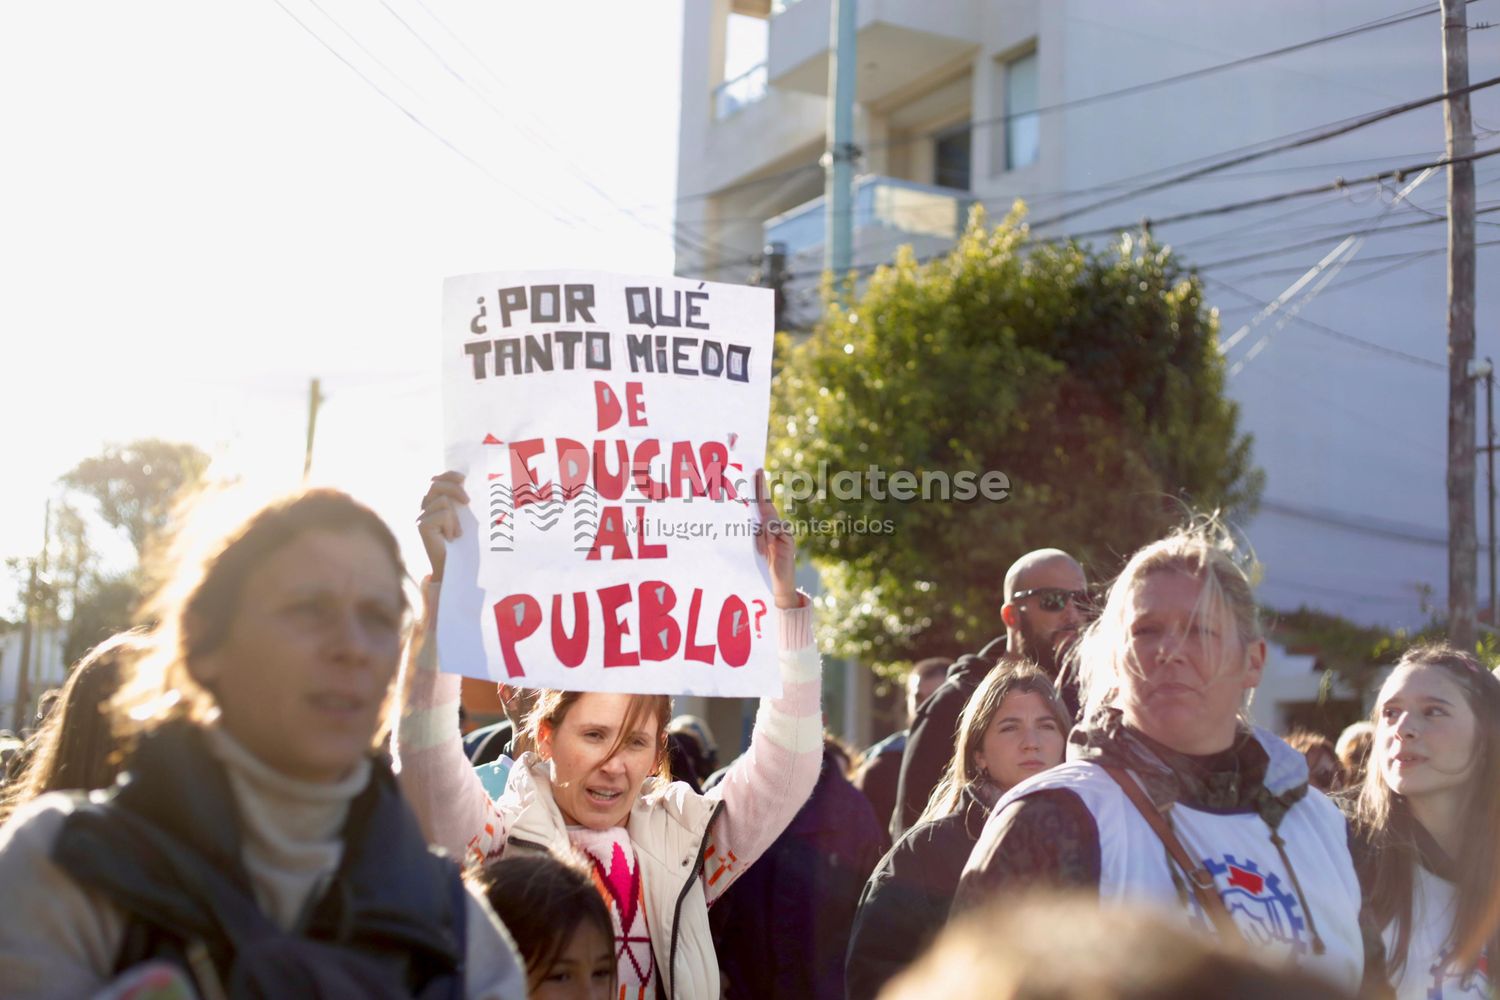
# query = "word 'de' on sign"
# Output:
<box><xmin>437</xmin><ymin>269</ymin><xmax>779</xmax><ymax>698</ymax></box>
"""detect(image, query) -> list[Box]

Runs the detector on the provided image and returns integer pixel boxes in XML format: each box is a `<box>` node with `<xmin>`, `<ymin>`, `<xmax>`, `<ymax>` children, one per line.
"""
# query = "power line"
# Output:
<box><xmin>1193</xmin><ymin>204</ymin><xmax>1500</xmax><ymax>270</ymax></box>
<box><xmin>671</xmin><ymin>7</ymin><xmax>1456</xmax><ymax>214</ymax></box>
<box><xmin>265</xmin><ymin>0</ymin><xmax>589</xmax><ymax>232</ymax></box>
<box><xmin>1262</xmin><ymin>575</ymin><xmax>1429</xmax><ymax>606</ymax></box>
<box><xmin>1029</xmin><ymin>74</ymin><xmax>1500</xmax><ymax>229</ymax></box>
<box><xmin>1063</xmin><ymin>143</ymin><xmax>1500</xmax><ymax>240</ymax></box>
<box><xmin>1259</xmin><ymin>498</ymin><xmax>1453</xmax><ymax>548</ymax></box>
<box><xmin>783</xmin><ymin>147</ymin><xmax>1500</xmax><ymax>281</ymax></box>
<box><xmin>1220</xmin><ymin>236</ymin><xmax>1500</xmax><ymax>280</ymax></box>
<box><xmin>371</xmin><ymin>0</ymin><xmax>755</xmax><ymax>263</ymax></box>
<box><xmin>1203</xmin><ymin>275</ymin><xmax>1446</xmax><ymax>371</ymax></box>
<box><xmin>872</xmin><ymin>2</ymin><xmax>1457</xmax><ymax>154</ymax></box>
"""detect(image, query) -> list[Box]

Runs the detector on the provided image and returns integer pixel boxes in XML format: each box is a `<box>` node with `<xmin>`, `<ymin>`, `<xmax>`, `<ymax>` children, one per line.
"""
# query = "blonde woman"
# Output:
<box><xmin>846</xmin><ymin>659</ymin><xmax>1068</xmax><ymax>999</ymax></box>
<box><xmin>957</xmin><ymin>522</ymin><xmax>1380</xmax><ymax>995</ymax></box>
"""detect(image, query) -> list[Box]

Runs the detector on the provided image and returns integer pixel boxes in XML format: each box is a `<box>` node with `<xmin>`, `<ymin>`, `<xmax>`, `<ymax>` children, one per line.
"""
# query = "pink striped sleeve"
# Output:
<box><xmin>392</xmin><ymin>580</ymin><xmax>510</xmax><ymax>867</ymax></box>
<box><xmin>699</xmin><ymin>596</ymin><xmax>823</xmax><ymax>903</ymax></box>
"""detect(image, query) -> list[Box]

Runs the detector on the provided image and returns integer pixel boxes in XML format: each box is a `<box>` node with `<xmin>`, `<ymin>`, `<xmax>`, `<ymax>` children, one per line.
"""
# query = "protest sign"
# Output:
<box><xmin>437</xmin><ymin>269</ymin><xmax>779</xmax><ymax>697</ymax></box>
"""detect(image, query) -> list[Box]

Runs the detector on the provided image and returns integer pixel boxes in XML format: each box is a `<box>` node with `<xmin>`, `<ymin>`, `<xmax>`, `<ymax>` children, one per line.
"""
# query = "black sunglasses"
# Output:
<box><xmin>1012</xmin><ymin>587</ymin><xmax>1093</xmax><ymax>613</ymax></box>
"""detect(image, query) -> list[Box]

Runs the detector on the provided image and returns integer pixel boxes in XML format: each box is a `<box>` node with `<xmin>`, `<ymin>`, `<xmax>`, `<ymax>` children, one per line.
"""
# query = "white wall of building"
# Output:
<box><xmin>676</xmin><ymin>0</ymin><xmax>1500</xmax><ymax>633</ymax></box>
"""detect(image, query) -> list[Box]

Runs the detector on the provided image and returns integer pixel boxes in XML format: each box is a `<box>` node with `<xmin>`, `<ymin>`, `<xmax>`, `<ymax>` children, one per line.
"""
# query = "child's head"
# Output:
<box><xmin>473</xmin><ymin>852</ymin><xmax>615</xmax><ymax>999</ymax></box>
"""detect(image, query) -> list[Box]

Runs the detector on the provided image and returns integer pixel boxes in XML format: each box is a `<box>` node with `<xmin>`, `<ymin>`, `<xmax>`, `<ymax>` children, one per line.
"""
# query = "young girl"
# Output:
<box><xmin>1353</xmin><ymin>643</ymin><xmax>1500</xmax><ymax>998</ymax></box>
<box><xmin>846</xmin><ymin>661</ymin><xmax>1069</xmax><ymax>1000</ymax></box>
<box><xmin>474</xmin><ymin>853</ymin><xmax>616</xmax><ymax>1000</ymax></box>
<box><xmin>396</xmin><ymin>471</ymin><xmax>824</xmax><ymax>1000</ymax></box>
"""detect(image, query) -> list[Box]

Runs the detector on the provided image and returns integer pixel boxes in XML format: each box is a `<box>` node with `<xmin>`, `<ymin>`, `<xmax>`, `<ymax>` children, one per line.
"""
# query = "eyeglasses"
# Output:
<box><xmin>1011</xmin><ymin>587</ymin><xmax>1093</xmax><ymax>613</ymax></box>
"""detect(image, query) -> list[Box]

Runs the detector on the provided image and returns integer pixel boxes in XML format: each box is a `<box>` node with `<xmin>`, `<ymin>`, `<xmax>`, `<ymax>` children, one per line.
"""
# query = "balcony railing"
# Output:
<box><xmin>713</xmin><ymin>62</ymin><xmax>769</xmax><ymax>119</ymax></box>
<box><xmin>763</xmin><ymin>175</ymin><xmax>974</xmax><ymax>260</ymax></box>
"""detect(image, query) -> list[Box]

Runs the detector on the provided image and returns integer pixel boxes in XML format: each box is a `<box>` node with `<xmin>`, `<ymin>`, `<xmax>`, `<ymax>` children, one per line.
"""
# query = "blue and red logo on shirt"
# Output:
<box><xmin>1192</xmin><ymin>854</ymin><xmax>1308</xmax><ymax>952</ymax></box>
<box><xmin>1428</xmin><ymin>947</ymin><xmax>1490</xmax><ymax>999</ymax></box>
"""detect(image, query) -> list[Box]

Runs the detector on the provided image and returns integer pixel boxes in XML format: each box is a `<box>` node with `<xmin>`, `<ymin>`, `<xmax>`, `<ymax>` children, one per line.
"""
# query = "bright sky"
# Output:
<box><xmin>0</xmin><ymin>1</ymin><xmax>757</xmax><ymax>602</ymax></box>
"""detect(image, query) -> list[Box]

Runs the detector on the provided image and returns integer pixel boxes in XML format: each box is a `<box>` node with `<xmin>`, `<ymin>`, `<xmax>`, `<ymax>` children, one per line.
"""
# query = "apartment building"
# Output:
<box><xmin>674</xmin><ymin>0</ymin><xmax>1498</xmax><ymax>748</ymax></box>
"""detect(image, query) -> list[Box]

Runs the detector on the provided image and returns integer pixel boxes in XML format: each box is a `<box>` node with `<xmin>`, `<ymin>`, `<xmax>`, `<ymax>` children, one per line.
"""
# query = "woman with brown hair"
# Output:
<box><xmin>0</xmin><ymin>487</ymin><xmax>525</xmax><ymax>999</ymax></box>
<box><xmin>0</xmin><ymin>631</ymin><xmax>137</xmax><ymax>824</ymax></box>
<box><xmin>845</xmin><ymin>660</ymin><xmax>1069</xmax><ymax>999</ymax></box>
<box><xmin>1352</xmin><ymin>643</ymin><xmax>1500</xmax><ymax>998</ymax></box>
<box><xmin>396</xmin><ymin>471</ymin><xmax>825</xmax><ymax>1000</ymax></box>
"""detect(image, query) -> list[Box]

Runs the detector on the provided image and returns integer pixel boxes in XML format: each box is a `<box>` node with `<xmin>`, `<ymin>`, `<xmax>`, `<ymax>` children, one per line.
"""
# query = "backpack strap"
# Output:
<box><xmin>1101</xmin><ymin>766</ymin><xmax>1244</xmax><ymax>948</ymax></box>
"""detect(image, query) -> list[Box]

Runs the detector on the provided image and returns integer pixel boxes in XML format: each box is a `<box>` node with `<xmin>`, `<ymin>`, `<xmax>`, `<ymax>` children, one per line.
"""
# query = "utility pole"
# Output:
<box><xmin>756</xmin><ymin>241</ymin><xmax>788</xmax><ymax>331</ymax></box>
<box><xmin>1487</xmin><ymin>360</ymin><xmax>1496</xmax><ymax>625</ymax></box>
<box><xmin>303</xmin><ymin>377</ymin><xmax>323</xmax><ymax>480</ymax></box>
<box><xmin>13</xmin><ymin>501</ymin><xmax>50</xmax><ymax>732</ymax></box>
<box><xmin>1443</xmin><ymin>0</ymin><xmax>1478</xmax><ymax>649</ymax></box>
<box><xmin>1475</xmin><ymin>359</ymin><xmax>1497</xmax><ymax>624</ymax></box>
<box><xmin>823</xmin><ymin>0</ymin><xmax>857</xmax><ymax>285</ymax></box>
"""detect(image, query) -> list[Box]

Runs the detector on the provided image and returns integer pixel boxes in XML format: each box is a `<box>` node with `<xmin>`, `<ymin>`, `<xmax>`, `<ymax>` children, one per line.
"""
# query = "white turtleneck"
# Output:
<box><xmin>201</xmin><ymin>726</ymin><xmax>370</xmax><ymax>932</ymax></box>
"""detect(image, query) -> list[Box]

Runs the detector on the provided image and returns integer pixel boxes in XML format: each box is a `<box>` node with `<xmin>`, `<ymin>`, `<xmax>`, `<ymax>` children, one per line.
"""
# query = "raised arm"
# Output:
<box><xmin>393</xmin><ymin>582</ymin><xmax>511</xmax><ymax>866</ymax></box>
<box><xmin>698</xmin><ymin>475</ymin><xmax>823</xmax><ymax>902</ymax></box>
<box><xmin>393</xmin><ymin>473</ymin><xmax>510</xmax><ymax>866</ymax></box>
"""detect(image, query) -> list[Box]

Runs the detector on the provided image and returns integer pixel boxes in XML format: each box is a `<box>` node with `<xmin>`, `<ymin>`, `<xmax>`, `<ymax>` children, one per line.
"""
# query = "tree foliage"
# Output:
<box><xmin>1271</xmin><ymin>605</ymin><xmax>1500</xmax><ymax>701</ymax></box>
<box><xmin>50</xmin><ymin>439</ymin><xmax>209</xmax><ymax>667</ymax></box>
<box><xmin>60</xmin><ymin>439</ymin><xmax>209</xmax><ymax>557</ymax></box>
<box><xmin>770</xmin><ymin>207</ymin><xmax>1263</xmax><ymax>663</ymax></box>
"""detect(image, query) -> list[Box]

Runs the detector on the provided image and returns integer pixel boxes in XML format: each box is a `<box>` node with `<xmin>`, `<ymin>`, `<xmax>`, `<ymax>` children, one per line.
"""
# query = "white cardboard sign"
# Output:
<box><xmin>437</xmin><ymin>269</ymin><xmax>779</xmax><ymax>697</ymax></box>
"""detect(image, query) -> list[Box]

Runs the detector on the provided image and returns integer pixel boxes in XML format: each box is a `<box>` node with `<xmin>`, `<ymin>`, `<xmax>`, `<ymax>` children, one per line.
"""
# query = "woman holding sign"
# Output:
<box><xmin>396</xmin><ymin>471</ymin><xmax>823</xmax><ymax>1000</ymax></box>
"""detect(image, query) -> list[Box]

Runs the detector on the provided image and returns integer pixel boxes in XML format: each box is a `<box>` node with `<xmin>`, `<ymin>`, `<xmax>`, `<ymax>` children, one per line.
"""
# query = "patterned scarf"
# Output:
<box><xmin>1068</xmin><ymin>707</ymin><xmax>1307</xmax><ymax>829</ymax></box>
<box><xmin>568</xmin><ymin>825</ymin><xmax>654</xmax><ymax>1000</ymax></box>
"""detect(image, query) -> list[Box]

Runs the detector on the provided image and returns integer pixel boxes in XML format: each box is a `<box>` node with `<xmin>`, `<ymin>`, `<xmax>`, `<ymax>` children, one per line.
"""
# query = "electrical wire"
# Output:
<box><xmin>869</xmin><ymin>1</ymin><xmax>1460</xmax><ymax>154</ymax></box>
<box><xmin>371</xmin><ymin>0</ymin><xmax>757</xmax><ymax>262</ymax></box>
<box><xmin>782</xmin><ymin>146</ymin><xmax>1500</xmax><ymax>281</ymax></box>
<box><xmin>265</xmin><ymin>0</ymin><xmax>591</xmax><ymax>232</ymax></box>
<box><xmin>1218</xmin><ymin>237</ymin><xmax>1500</xmax><ymax>281</ymax></box>
<box><xmin>1029</xmin><ymin>75</ymin><xmax>1500</xmax><ymax>229</ymax></box>
<box><xmin>1062</xmin><ymin>144</ymin><xmax>1500</xmax><ymax>240</ymax></box>
<box><xmin>1203</xmin><ymin>275</ymin><xmax>1446</xmax><ymax>371</ymax></box>
<box><xmin>1194</xmin><ymin>204</ymin><xmax>1500</xmax><ymax>270</ymax></box>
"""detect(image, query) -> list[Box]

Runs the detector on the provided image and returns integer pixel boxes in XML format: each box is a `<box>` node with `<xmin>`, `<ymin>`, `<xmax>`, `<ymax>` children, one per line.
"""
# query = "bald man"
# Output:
<box><xmin>888</xmin><ymin>549</ymin><xmax>1088</xmax><ymax>839</ymax></box>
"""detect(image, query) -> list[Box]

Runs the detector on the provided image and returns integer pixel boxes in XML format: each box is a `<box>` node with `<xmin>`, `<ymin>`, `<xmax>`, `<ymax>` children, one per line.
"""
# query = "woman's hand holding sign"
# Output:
<box><xmin>418</xmin><ymin>471</ymin><xmax>468</xmax><ymax>583</ymax></box>
<box><xmin>756</xmin><ymin>470</ymin><xmax>802</xmax><ymax>610</ymax></box>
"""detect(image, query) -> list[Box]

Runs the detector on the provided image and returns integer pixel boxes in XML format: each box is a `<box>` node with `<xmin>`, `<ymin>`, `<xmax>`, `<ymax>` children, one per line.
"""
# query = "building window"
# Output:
<box><xmin>933</xmin><ymin>125</ymin><xmax>972</xmax><ymax>191</ymax></box>
<box><xmin>1004</xmin><ymin>51</ymin><xmax>1039</xmax><ymax>170</ymax></box>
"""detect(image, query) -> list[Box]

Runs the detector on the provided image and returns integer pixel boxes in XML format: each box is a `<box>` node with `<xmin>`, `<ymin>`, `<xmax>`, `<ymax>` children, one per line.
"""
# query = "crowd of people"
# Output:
<box><xmin>0</xmin><ymin>470</ymin><xmax>1494</xmax><ymax>1000</ymax></box>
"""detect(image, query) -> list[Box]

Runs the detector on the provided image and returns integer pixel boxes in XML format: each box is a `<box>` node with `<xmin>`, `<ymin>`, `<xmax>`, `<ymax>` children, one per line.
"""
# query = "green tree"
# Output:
<box><xmin>52</xmin><ymin>439</ymin><xmax>209</xmax><ymax>666</ymax></box>
<box><xmin>771</xmin><ymin>207</ymin><xmax>1263</xmax><ymax>662</ymax></box>
<box><xmin>60</xmin><ymin>439</ymin><xmax>209</xmax><ymax>557</ymax></box>
<box><xmin>1269</xmin><ymin>606</ymin><xmax>1500</xmax><ymax>705</ymax></box>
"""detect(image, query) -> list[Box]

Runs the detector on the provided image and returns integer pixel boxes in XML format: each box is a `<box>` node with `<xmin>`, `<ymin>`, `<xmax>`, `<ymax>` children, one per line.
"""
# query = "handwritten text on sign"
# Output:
<box><xmin>438</xmin><ymin>270</ymin><xmax>778</xmax><ymax>697</ymax></box>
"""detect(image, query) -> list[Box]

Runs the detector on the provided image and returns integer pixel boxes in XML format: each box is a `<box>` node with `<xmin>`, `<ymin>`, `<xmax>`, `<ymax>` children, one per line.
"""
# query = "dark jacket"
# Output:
<box><xmin>851</xmin><ymin>730</ymin><xmax>905</xmax><ymax>834</ymax></box>
<box><xmin>711</xmin><ymin>747</ymin><xmax>888</xmax><ymax>1000</ymax></box>
<box><xmin>845</xmin><ymin>784</ymin><xmax>991</xmax><ymax>1000</ymax></box>
<box><xmin>890</xmin><ymin>636</ymin><xmax>1006</xmax><ymax>838</ymax></box>
<box><xmin>463</xmin><ymin>719</ymin><xmax>514</xmax><ymax>766</ymax></box>
<box><xmin>53</xmin><ymin>722</ymin><xmax>467</xmax><ymax>999</ymax></box>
